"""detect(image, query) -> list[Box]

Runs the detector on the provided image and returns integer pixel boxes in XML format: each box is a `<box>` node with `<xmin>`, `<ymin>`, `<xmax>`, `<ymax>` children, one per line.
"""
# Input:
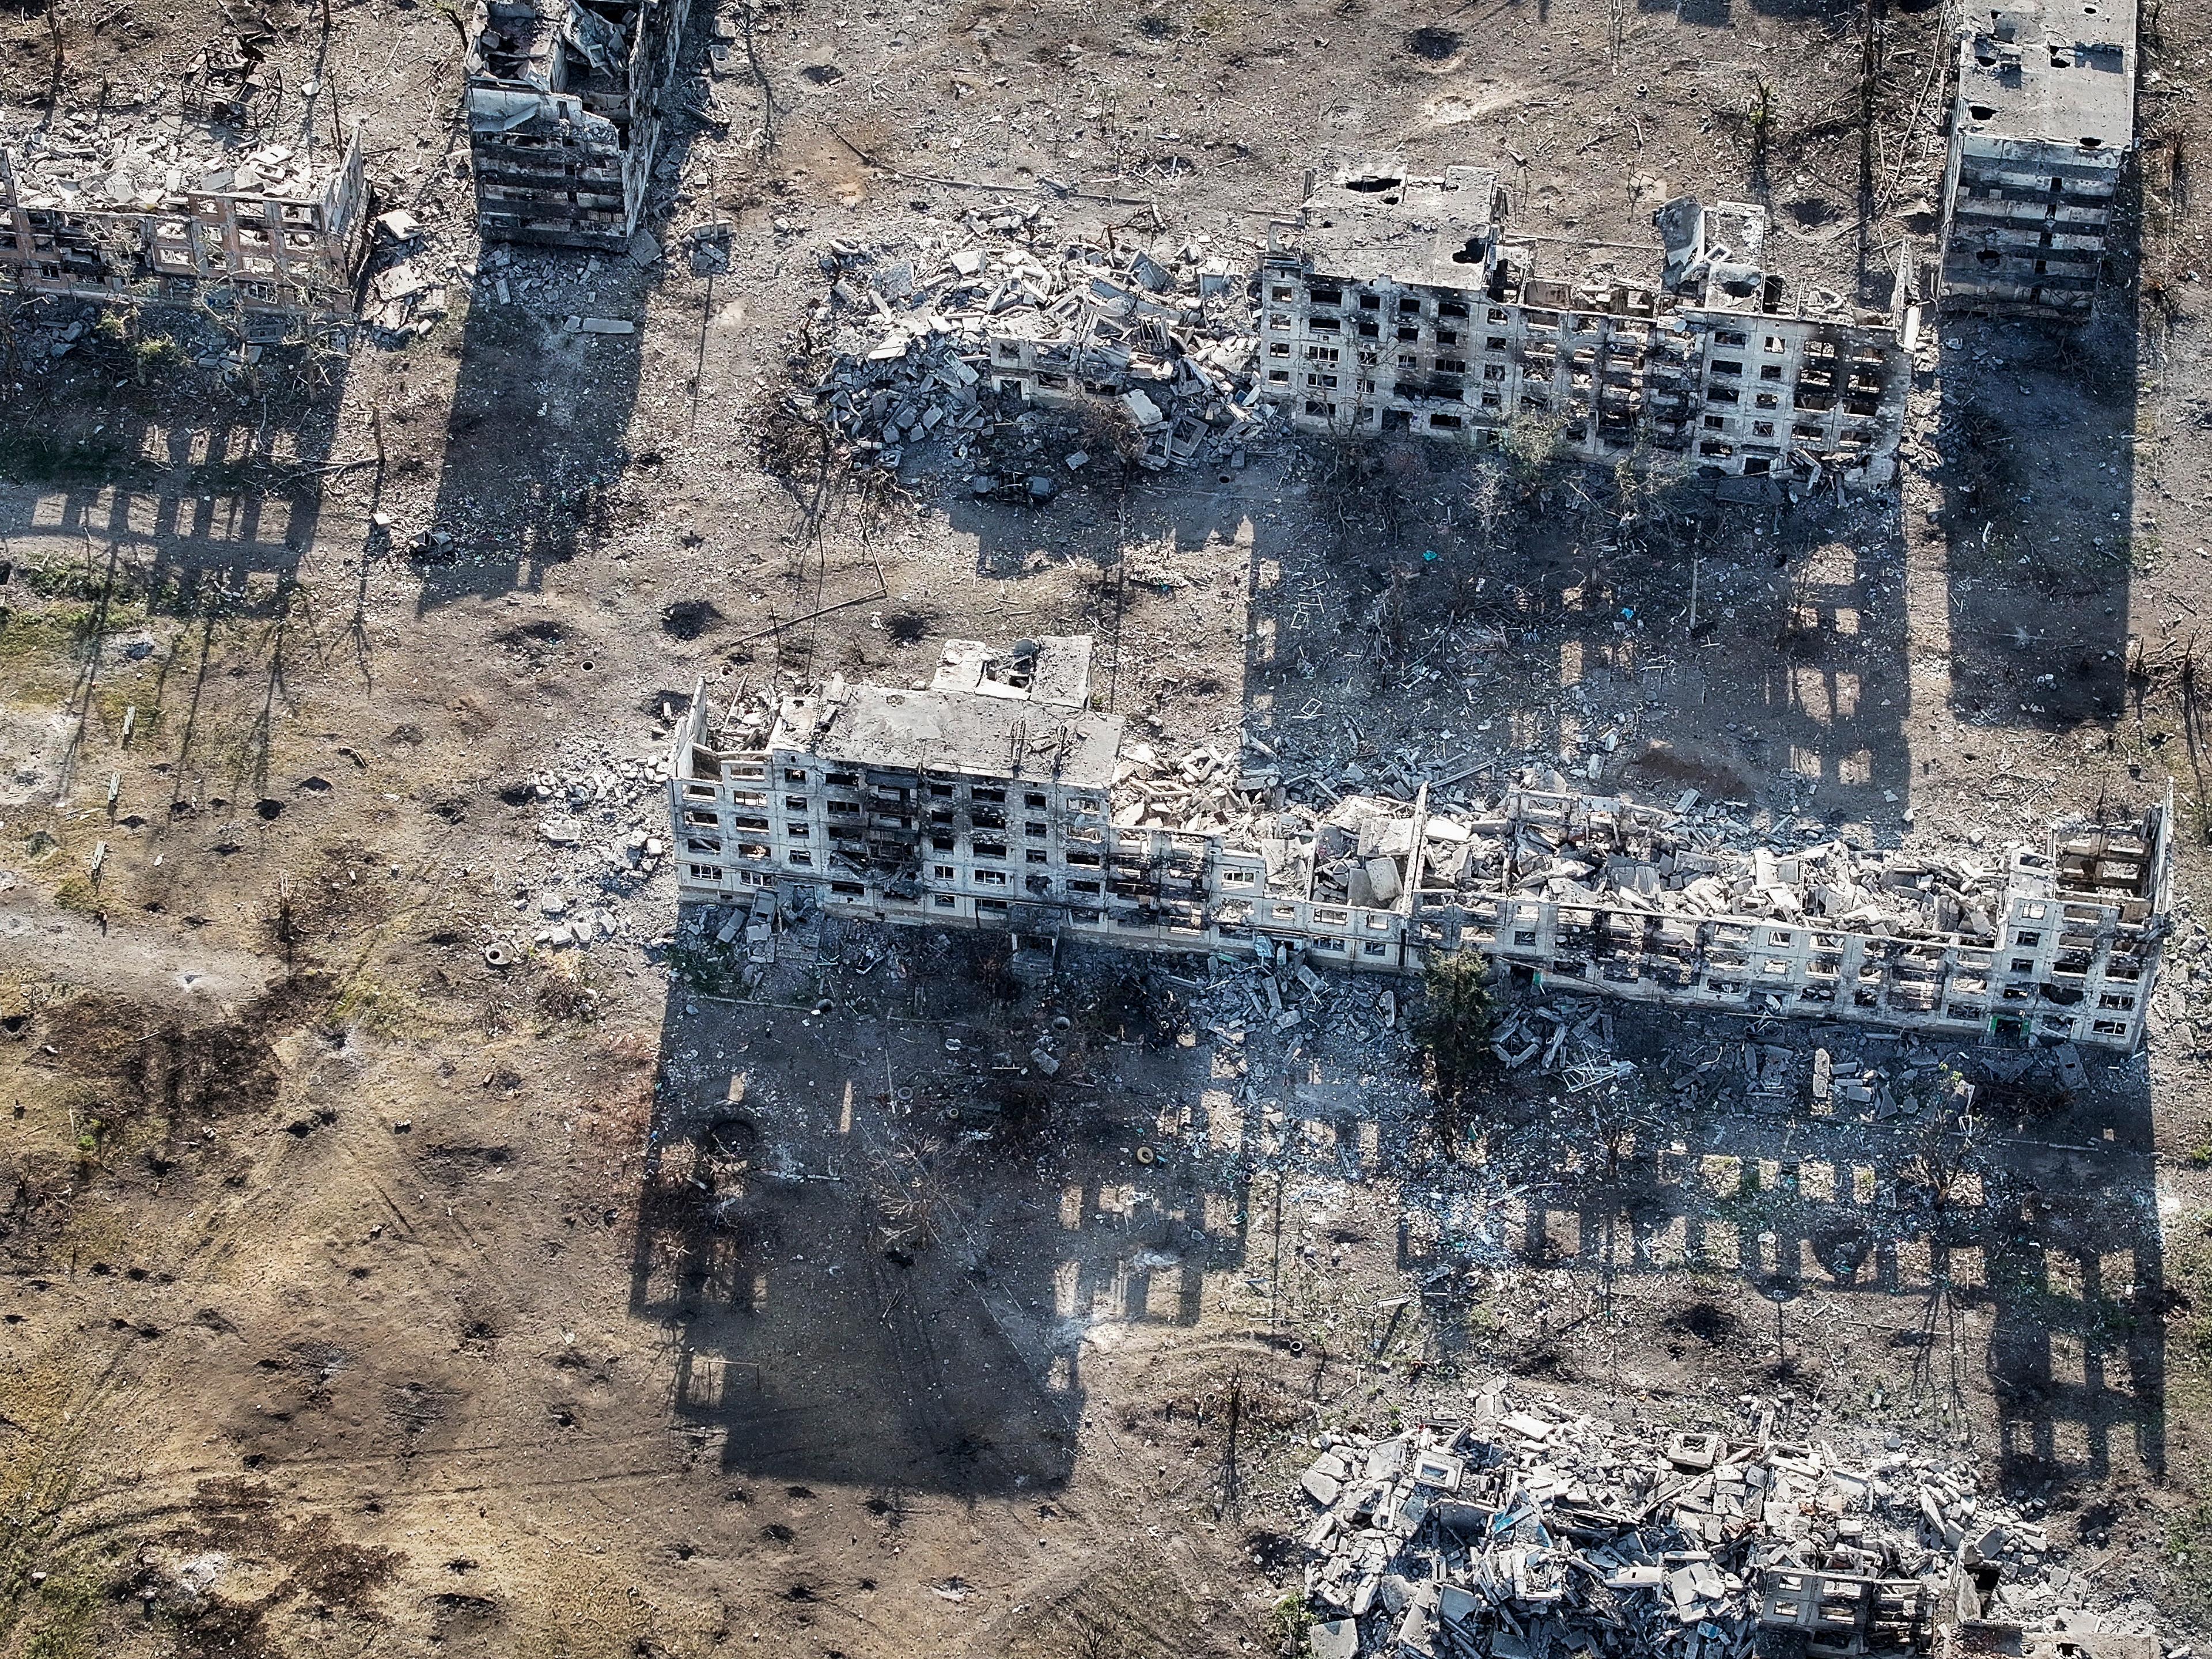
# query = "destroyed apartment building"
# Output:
<box><xmin>464</xmin><ymin>0</ymin><xmax>692</xmax><ymax>249</ymax></box>
<box><xmin>666</xmin><ymin>639</ymin><xmax>2169</xmax><ymax>1051</ymax></box>
<box><xmin>1287</xmin><ymin>1384</ymin><xmax>2151</xmax><ymax>1659</ymax></box>
<box><xmin>804</xmin><ymin>218</ymin><xmax>1262</xmax><ymax>474</ymax></box>
<box><xmin>1938</xmin><ymin>0</ymin><xmax>2138</xmax><ymax>318</ymax></box>
<box><xmin>1259</xmin><ymin>166</ymin><xmax>1911</xmax><ymax>486</ymax></box>
<box><xmin>0</xmin><ymin>101</ymin><xmax>369</xmax><ymax>321</ymax></box>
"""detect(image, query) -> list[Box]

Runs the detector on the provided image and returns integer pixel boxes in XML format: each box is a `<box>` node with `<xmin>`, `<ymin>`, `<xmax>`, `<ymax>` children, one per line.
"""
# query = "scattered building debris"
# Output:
<box><xmin>1938</xmin><ymin>0</ymin><xmax>2138</xmax><ymax>319</ymax></box>
<box><xmin>798</xmin><ymin>174</ymin><xmax>1917</xmax><ymax>491</ymax></box>
<box><xmin>798</xmin><ymin>216</ymin><xmax>1263</xmax><ymax>474</ymax></box>
<box><xmin>1293</xmin><ymin>1384</ymin><xmax>2150</xmax><ymax>1659</ymax></box>
<box><xmin>0</xmin><ymin>109</ymin><xmax>370</xmax><ymax>322</ymax></box>
<box><xmin>666</xmin><ymin>641</ymin><xmax>2171</xmax><ymax>1050</ymax></box>
<box><xmin>177</xmin><ymin>21</ymin><xmax>281</xmax><ymax>127</ymax></box>
<box><xmin>464</xmin><ymin>0</ymin><xmax>695</xmax><ymax>249</ymax></box>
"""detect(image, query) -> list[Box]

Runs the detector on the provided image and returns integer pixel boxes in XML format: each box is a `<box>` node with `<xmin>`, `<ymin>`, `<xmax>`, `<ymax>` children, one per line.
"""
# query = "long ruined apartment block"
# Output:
<box><xmin>464</xmin><ymin>0</ymin><xmax>692</xmax><ymax>250</ymax></box>
<box><xmin>1258</xmin><ymin>165</ymin><xmax>1910</xmax><ymax>486</ymax></box>
<box><xmin>0</xmin><ymin>110</ymin><xmax>368</xmax><ymax>320</ymax></box>
<box><xmin>668</xmin><ymin>642</ymin><xmax>2170</xmax><ymax>1052</ymax></box>
<box><xmin>1938</xmin><ymin>0</ymin><xmax>2138</xmax><ymax>318</ymax></box>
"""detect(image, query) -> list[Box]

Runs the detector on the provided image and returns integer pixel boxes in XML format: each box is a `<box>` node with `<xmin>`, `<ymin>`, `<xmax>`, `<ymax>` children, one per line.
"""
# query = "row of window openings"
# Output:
<box><xmin>684</xmin><ymin>880</ymin><xmax>2124</xmax><ymax>1013</ymax></box>
<box><xmin>1275</xmin><ymin>285</ymin><xmax>1756</xmax><ymax>351</ymax></box>
<box><xmin>1272</xmin><ymin>285</ymin><xmax>1476</xmax><ymax>318</ymax></box>
<box><xmin>1282</xmin><ymin>340</ymin><xmax>1870</xmax><ymax>391</ymax></box>
<box><xmin>1289</xmin><ymin>387</ymin><xmax>1853</xmax><ymax>445</ymax></box>
<box><xmin>1284</xmin><ymin>366</ymin><xmax>1843</xmax><ymax>414</ymax></box>
<box><xmin>781</xmin><ymin>767</ymin><xmax>1097</xmax><ymax>815</ymax></box>
<box><xmin>1271</xmin><ymin>300</ymin><xmax>1816</xmax><ymax>365</ymax></box>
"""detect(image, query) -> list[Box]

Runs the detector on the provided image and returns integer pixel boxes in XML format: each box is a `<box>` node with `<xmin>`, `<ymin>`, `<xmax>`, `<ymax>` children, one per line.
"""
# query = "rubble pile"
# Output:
<box><xmin>179</xmin><ymin>22</ymin><xmax>279</xmax><ymax>126</ymax></box>
<box><xmin>1293</xmin><ymin>1385</ymin><xmax>2142</xmax><ymax>1659</ymax></box>
<box><xmin>531</xmin><ymin>753</ymin><xmax>672</xmax><ymax>858</ymax></box>
<box><xmin>1412</xmin><ymin>808</ymin><xmax>2014</xmax><ymax>942</ymax></box>
<box><xmin>800</xmin><ymin>213</ymin><xmax>1265</xmax><ymax>476</ymax></box>
<box><xmin>4</xmin><ymin>308</ymin><xmax>278</xmax><ymax>374</ymax></box>
<box><xmin>1486</xmin><ymin>1003</ymin><xmax>1633</xmax><ymax>1086</ymax></box>
<box><xmin>1</xmin><ymin>111</ymin><xmax>331</xmax><ymax>210</ymax></box>
<box><xmin>493</xmin><ymin>741</ymin><xmax>675</xmax><ymax>963</ymax></box>
<box><xmin>1112</xmin><ymin>751</ymin><xmax>2025</xmax><ymax>948</ymax></box>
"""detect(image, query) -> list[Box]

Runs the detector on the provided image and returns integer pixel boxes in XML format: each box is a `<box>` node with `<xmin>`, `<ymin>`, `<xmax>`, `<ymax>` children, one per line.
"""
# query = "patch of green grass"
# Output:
<box><xmin>1270</xmin><ymin>1593</ymin><xmax>1314</xmax><ymax>1657</ymax></box>
<box><xmin>2166</xmin><ymin>1211</ymin><xmax>2212</xmax><ymax>1385</ymax></box>
<box><xmin>17</xmin><ymin>1565</ymin><xmax>105</xmax><ymax>1659</ymax></box>
<box><xmin>2157</xmin><ymin>1210</ymin><xmax>2212</xmax><ymax>1620</ymax></box>
<box><xmin>332</xmin><ymin>972</ymin><xmax>423</xmax><ymax>1037</ymax></box>
<box><xmin>2165</xmin><ymin>1493</ymin><xmax>2212</xmax><ymax>1619</ymax></box>
<box><xmin>0</xmin><ymin>1356</ymin><xmax>96</xmax><ymax>1651</ymax></box>
<box><xmin>49</xmin><ymin>877</ymin><xmax>98</xmax><ymax>916</ymax></box>
<box><xmin>0</xmin><ymin>606</ymin><xmax>96</xmax><ymax>687</ymax></box>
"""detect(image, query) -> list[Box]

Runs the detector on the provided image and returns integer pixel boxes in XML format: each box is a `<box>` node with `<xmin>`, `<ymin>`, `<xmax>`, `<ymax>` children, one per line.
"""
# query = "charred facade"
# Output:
<box><xmin>1256</xmin><ymin>165</ymin><xmax>1910</xmax><ymax>487</ymax></box>
<box><xmin>465</xmin><ymin>0</ymin><xmax>693</xmax><ymax>250</ymax></box>
<box><xmin>669</xmin><ymin>643</ymin><xmax>2169</xmax><ymax>1052</ymax></box>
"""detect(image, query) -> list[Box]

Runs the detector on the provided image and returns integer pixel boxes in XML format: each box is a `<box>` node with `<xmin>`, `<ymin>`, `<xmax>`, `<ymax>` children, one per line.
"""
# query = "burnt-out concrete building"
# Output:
<box><xmin>0</xmin><ymin>112</ymin><xmax>369</xmax><ymax>322</ymax></box>
<box><xmin>1256</xmin><ymin>165</ymin><xmax>1910</xmax><ymax>487</ymax></box>
<box><xmin>464</xmin><ymin>0</ymin><xmax>693</xmax><ymax>249</ymax></box>
<box><xmin>669</xmin><ymin>642</ymin><xmax>2171</xmax><ymax>1052</ymax></box>
<box><xmin>1939</xmin><ymin>0</ymin><xmax>2138</xmax><ymax>318</ymax></box>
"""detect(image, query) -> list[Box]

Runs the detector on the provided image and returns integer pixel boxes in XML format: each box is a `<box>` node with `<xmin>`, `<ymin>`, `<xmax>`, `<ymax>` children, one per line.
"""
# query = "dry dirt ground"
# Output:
<box><xmin>7</xmin><ymin>0</ymin><xmax>2212</xmax><ymax>1652</ymax></box>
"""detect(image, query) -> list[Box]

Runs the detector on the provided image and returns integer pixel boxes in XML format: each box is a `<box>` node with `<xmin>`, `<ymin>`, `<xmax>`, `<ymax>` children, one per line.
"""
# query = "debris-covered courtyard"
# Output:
<box><xmin>5</xmin><ymin>0</ymin><xmax>2212</xmax><ymax>1652</ymax></box>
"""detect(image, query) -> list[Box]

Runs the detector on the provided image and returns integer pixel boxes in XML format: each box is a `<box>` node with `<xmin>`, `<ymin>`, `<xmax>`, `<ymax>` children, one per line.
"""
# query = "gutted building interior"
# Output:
<box><xmin>669</xmin><ymin>641</ymin><xmax>2169</xmax><ymax>1051</ymax></box>
<box><xmin>0</xmin><ymin>118</ymin><xmax>368</xmax><ymax>320</ymax></box>
<box><xmin>464</xmin><ymin>0</ymin><xmax>694</xmax><ymax>249</ymax></box>
<box><xmin>1255</xmin><ymin>165</ymin><xmax>1911</xmax><ymax>485</ymax></box>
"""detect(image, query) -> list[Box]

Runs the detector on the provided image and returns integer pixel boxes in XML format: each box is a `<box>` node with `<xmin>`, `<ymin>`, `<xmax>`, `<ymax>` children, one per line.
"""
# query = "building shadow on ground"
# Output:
<box><xmin>1934</xmin><ymin>299</ymin><xmax>2140</xmax><ymax>730</ymax></box>
<box><xmin>0</xmin><ymin>336</ymin><xmax>354</xmax><ymax>796</ymax></box>
<box><xmin>413</xmin><ymin>20</ymin><xmax>725</xmax><ymax>614</ymax></box>
<box><xmin>630</xmin><ymin>906</ymin><xmax>2167</xmax><ymax>1514</ymax></box>
<box><xmin>629</xmin><ymin>926</ymin><xmax>1255</xmax><ymax>1496</ymax></box>
<box><xmin>1441</xmin><ymin>1007</ymin><xmax>2164</xmax><ymax>1497</ymax></box>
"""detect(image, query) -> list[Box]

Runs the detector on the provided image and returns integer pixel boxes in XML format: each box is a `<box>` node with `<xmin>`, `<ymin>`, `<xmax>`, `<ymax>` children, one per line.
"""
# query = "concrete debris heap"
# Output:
<box><xmin>666</xmin><ymin>640</ymin><xmax>2169</xmax><ymax>1051</ymax></box>
<box><xmin>1262</xmin><ymin>165</ymin><xmax>1912</xmax><ymax>487</ymax></box>
<box><xmin>1938</xmin><ymin>0</ymin><xmax>2138</xmax><ymax>319</ymax></box>
<box><xmin>1291</xmin><ymin>1385</ymin><xmax>2153</xmax><ymax>1659</ymax></box>
<box><xmin>801</xmin><ymin>213</ymin><xmax>1262</xmax><ymax>476</ymax></box>
<box><xmin>0</xmin><ymin>107</ymin><xmax>369</xmax><ymax>321</ymax></box>
<box><xmin>465</xmin><ymin>0</ymin><xmax>692</xmax><ymax>249</ymax></box>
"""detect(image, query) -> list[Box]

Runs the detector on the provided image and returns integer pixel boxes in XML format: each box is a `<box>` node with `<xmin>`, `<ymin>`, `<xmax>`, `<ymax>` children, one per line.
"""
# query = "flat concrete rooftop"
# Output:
<box><xmin>770</xmin><ymin>679</ymin><xmax>1124</xmax><ymax>789</ymax></box>
<box><xmin>1957</xmin><ymin>0</ymin><xmax>2137</xmax><ymax>150</ymax></box>
<box><xmin>1273</xmin><ymin>162</ymin><xmax>1509</xmax><ymax>290</ymax></box>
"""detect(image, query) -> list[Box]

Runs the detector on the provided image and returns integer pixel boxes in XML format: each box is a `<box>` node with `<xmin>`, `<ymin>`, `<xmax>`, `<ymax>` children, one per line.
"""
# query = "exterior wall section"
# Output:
<box><xmin>1937</xmin><ymin>0</ymin><xmax>2138</xmax><ymax>319</ymax></box>
<box><xmin>1253</xmin><ymin>255</ymin><xmax>1904</xmax><ymax>484</ymax></box>
<box><xmin>465</xmin><ymin>0</ymin><xmax>694</xmax><ymax>250</ymax></box>
<box><xmin>670</xmin><ymin>683</ymin><xmax>2169</xmax><ymax>1052</ymax></box>
<box><xmin>0</xmin><ymin>130</ymin><xmax>368</xmax><ymax>319</ymax></box>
